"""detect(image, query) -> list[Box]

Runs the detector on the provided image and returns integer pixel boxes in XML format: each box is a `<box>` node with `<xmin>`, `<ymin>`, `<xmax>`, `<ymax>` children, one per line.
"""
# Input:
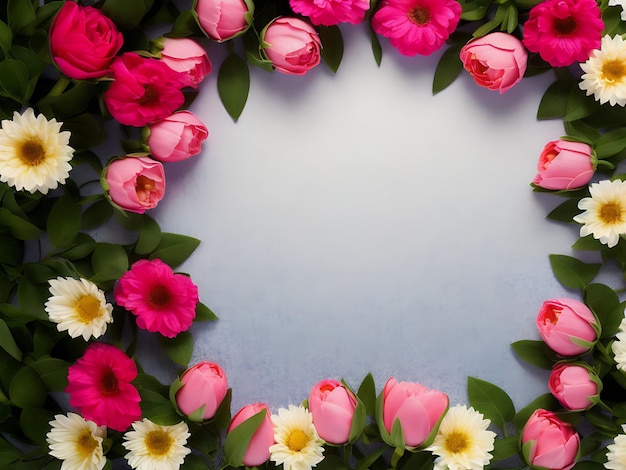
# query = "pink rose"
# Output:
<box><xmin>308</xmin><ymin>379</ymin><xmax>357</xmax><ymax>444</ymax></box>
<box><xmin>532</xmin><ymin>140</ymin><xmax>595</xmax><ymax>191</ymax></box>
<box><xmin>227</xmin><ymin>403</ymin><xmax>274</xmax><ymax>466</ymax></box>
<box><xmin>104</xmin><ymin>53</ymin><xmax>186</xmax><ymax>127</ymax></box>
<box><xmin>289</xmin><ymin>0</ymin><xmax>370</xmax><ymax>26</ymax></box>
<box><xmin>159</xmin><ymin>37</ymin><xmax>212</xmax><ymax>89</ymax></box>
<box><xmin>194</xmin><ymin>0</ymin><xmax>253</xmax><ymax>42</ymax></box>
<box><xmin>536</xmin><ymin>298</ymin><xmax>599</xmax><ymax>357</ymax></box>
<box><xmin>378</xmin><ymin>377</ymin><xmax>448</xmax><ymax>448</ymax></box>
<box><xmin>147</xmin><ymin>111</ymin><xmax>209</xmax><ymax>162</ymax></box>
<box><xmin>460</xmin><ymin>32</ymin><xmax>527</xmax><ymax>94</ymax></box>
<box><xmin>261</xmin><ymin>17</ymin><xmax>322</xmax><ymax>75</ymax></box>
<box><xmin>105</xmin><ymin>157</ymin><xmax>166</xmax><ymax>214</ymax></box>
<box><xmin>548</xmin><ymin>363</ymin><xmax>601</xmax><ymax>411</ymax></box>
<box><xmin>175</xmin><ymin>362</ymin><xmax>228</xmax><ymax>421</ymax></box>
<box><xmin>49</xmin><ymin>2</ymin><xmax>123</xmax><ymax>80</ymax></box>
<box><xmin>522</xmin><ymin>409</ymin><xmax>580</xmax><ymax>470</ymax></box>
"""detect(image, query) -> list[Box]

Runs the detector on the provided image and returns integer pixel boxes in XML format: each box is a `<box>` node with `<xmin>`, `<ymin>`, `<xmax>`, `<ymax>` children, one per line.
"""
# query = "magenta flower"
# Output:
<box><xmin>115</xmin><ymin>259</ymin><xmax>199</xmax><ymax>338</ymax></box>
<box><xmin>371</xmin><ymin>0</ymin><xmax>461</xmax><ymax>56</ymax></box>
<box><xmin>522</xmin><ymin>0</ymin><xmax>603</xmax><ymax>68</ymax></box>
<box><xmin>66</xmin><ymin>342</ymin><xmax>141</xmax><ymax>432</ymax></box>
<box><xmin>289</xmin><ymin>0</ymin><xmax>370</xmax><ymax>26</ymax></box>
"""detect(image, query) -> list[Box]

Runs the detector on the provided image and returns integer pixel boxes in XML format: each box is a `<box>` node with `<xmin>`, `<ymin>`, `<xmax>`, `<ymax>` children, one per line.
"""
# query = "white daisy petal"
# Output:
<box><xmin>270</xmin><ymin>405</ymin><xmax>325</xmax><ymax>470</ymax></box>
<box><xmin>579</xmin><ymin>35</ymin><xmax>626</xmax><ymax>107</ymax></box>
<box><xmin>613</xmin><ymin>317</ymin><xmax>626</xmax><ymax>373</ymax></box>
<box><xmin>123</xmin><ymin>419</ymin><xmax>191</xmax><ymax>470</ymax></box>
<box><xmin>46</xmin><ymin>412</ymin><xmax>106</xmax><ymax>470</ymax></box>
<box><xmin>606</xmin><ymin>424</ymin><xmax>626</xmax><ymax>470</ymax></box>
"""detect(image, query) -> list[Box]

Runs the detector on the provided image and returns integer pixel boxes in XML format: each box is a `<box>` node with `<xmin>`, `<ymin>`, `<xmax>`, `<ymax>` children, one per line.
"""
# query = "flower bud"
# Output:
<box><xmin>521</xmin><ymin>409</ymin><xmax>580</xmax><ymax>470</ymax></box>
<box><xmin>533</xmin><ymin>140</ymin><xmax>595</xmax><ymax>190</ymax></box>
<box><xmin>308</xmin><ymin>379</ymin><xmax>357</xmax><ymax>444</ymax></box>
<box><xmin>227</xmin><ymin>403</ymin><xmax>274</xmax><ymax>466</ymax></box>
<box><xmin>174</xmin><ymin>362</ymin><xmax>228</xmax><ymax>420</ymax></box>
<box><xmin>548</xmin><ymin>363</ymin><xmax>601</xmax><ymax>411</ymax></box>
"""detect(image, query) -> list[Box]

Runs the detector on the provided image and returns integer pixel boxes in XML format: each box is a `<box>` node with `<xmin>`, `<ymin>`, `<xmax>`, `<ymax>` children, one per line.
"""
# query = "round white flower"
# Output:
<box><xmin>606</xmin><ymin>424</ymin><xmax>626</xmax><ymax>470</ymax></box>
<box><xmin>579</xmin><ymin>35</ymin><xmax>626</xmax><ymax>107</ymax></box>
<box><xmin>270</xmin><ymin>405</ymin><xmax>325</xmax><ymax>470</ymax></box>
<box><xmin>46</xmin><ymin>412</ymin><xmax>106</xmax><ymax>470</ymax></box>
<box><xmin>123</xmin><ymin>419</ymin><xmax>191</xmax><ymax>470</ymax></box>
<box><xmin>613</xmin><ymin>317</ymin><xmax>626</xmax><ymax>372</ymax></box>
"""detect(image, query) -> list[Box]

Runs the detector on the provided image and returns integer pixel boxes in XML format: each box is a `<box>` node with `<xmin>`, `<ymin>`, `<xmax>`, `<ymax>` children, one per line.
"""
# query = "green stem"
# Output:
<box><xmin>47</xmin><ymin>76</ymin><xmax>70</xmax><ymax>97</ymax></box>
<box><xmin>390</xmin><ymin>447</ymin><xmax>404</xmax><ymax>469</ymax></box>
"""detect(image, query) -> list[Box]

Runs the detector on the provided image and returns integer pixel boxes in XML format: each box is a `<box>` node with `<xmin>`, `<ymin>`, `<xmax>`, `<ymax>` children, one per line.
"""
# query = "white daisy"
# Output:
<box><xmin>613</xmin><ymin>317</ymin><xmax>626</xmax><ymax>372</ymax></box>
<box><xmin>573</xmin><ymin>179</ymin><xmax>626</xmax><ymax>248</ymax></box>
<box><xmin>0</xmin><ymin>107</ymin><xmax>74</xmax><ymax>194</ymax></box>
<box><xmin>427</xmin><ymin>405</ymin><xmax>496</xmax><ymax>470</ymax></box>
<box><xmin>46</xmin><ymin>412</ymin><xmax>106</xmax><ymax>470</ymax></box>
<box><xmin>270</xmin><ymin>405</ymin><xmax>325</xmax><ymax>470</ymax></box>
<box><xmin>608</xmin><ymin>0</ymin><xmax>626</xmax><ymax>21</ymax></box>
<box><xmin>44</xmin><ymin>277</ymin><xmax>113</xmax><ymax>341</ymax></box>
<box><xmin>606</xmin><ymin>425</ymin><xmax>626</xmax><ymax>470</ymax></box>
<box><xmin>579</xmin><ymin>35</ymin><xmax>626</xmax><ymax>107</ymax></box>
<box><xmin>123</xmin><ymin>419</ymin><xmax>191</xmax><ymax>470</ymax></box>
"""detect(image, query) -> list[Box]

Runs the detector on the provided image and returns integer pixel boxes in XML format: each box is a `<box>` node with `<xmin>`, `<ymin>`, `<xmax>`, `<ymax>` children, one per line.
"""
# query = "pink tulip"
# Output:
<box><xmin>548</xmin><ymin>363</ymin><xmax>600</xmax><ymax>411</ymax></box>
<box><xmin>532</xmin><ymin>140</ymin><xmax>595</xmax><ymax>190</ymax></box>
<box><xmin>460</xmin><ymin>32</ymin><xmax>527</xmax><ymax>94</ymax></box>
<box><xmin>227</xmin><ymin>403</ymin><xmax>274</xmax><ymax>466</ymax></box>
<box><xmin>522</xmin><ymin>409</ymin><xmax>580</xmax><ymax>470</ymax></box>
<box><xmin>261</xmin><ymin>17</ymin><xmax>322</xmax><ymax>75</ymax></box>
<box><xmin>159</xmin><ymin>37</ymin><xmax>212</xmax><ymax>89</ymax></box>
<box><xmin>194</xmin><ymin>0</ymin><xmax>253</xmax><ymax>42</ymax></box>
<box><xmin>308</xmin><ymin>379</ymin><xmax>357</xmax><ymax>444</ymax></box>
<box><xmin>105</xmin><ymin>157</ymin><xmax>165</xmax><ymax>214</ymax></box>
<box><xmin>147</xmin><ymin>111</ymin><xmax>209</xmax><ymax>162</ymax></box>
<box><xmin>536</xmin><ymin>298</ymin><xmax>598</xmax><ymax>356</ymax></box>
<box><xmin>380</xmin><ymin>377</ymin><xmax>448</xmax><ymax>448</ymax></box>
<box><xmin>175</xmin><ymin>362</ymin><xmax>228</xmax><ymax>420</ymax></box>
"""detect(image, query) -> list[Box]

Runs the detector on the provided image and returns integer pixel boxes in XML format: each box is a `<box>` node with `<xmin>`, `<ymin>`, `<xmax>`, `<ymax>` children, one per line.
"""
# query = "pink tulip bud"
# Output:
<box><xmin>308</xmin><ymin>379</ymin><xmax>357</xmax><ymax>444</ymax></box>
<box><xmin>227</xmin><ymin>403</ymin><xmax>274</xmax><ymax>466</ymax></box>
<box><xmin>147</xmin><ymin>111</ymin><xmax>209</xmax><ymax>162</ymax></box>
<box><xmin>158</xmin><ymin>38</ymin><xmax>212</xmax><ymax>89</ymax></box>
<box><xmin>533</xmin><ymin>140</ymin><xmax>595</xmax><ymax>190</ymax></box>
<box><xmin>548</xmin><ymin>363</ymin><xmax>601</xmax><ymax>411</ymax></box>
<box><xmin>175</xmin><ymin>362</ymin><xmax>228</xmax><ymax>420</ymax></box>
<box><xmin>105</xmin><ymin>157</ymin><xmax>165</xmax><ymax>214</ymax></box>
<box><xmin>261</xmin><ymin>17</ymin><xmax>322</xmax><ymax>75</ymax></box>
<box><xmin>194</xmin><ymin>0</ymin><xmax>253</xmax><ymax>42</ymax></box>
<box><xmin>522</xmin><ymin>409</ymin><xmax>580</xmax><ymax>470</ymax></box>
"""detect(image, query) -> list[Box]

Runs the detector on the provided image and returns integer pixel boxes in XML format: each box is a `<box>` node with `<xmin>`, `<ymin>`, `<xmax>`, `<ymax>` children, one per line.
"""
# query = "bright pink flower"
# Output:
<box><xmin>227</xmin><ymin>403</ymin><xmax>274</xmax><ymax>466</ymax></box>
<box><xmin>115</xmin><ymin>259</ymin><xmax>199</xmax><ymax>338</ymax></box>
<box><xmin>536</xmin><ymin>298</ymin><xmax>598</xmax><ymax>356</ymax></box>
<box><xmin>522</xmin><ymin>409</ymin><xmax>580</xmax><ymax>470</ymax></box>
<box><xmin>289</xmin><ymin>0</ymin><xmax>370</xmax><ymax>26</ymax></box>
<box><xmin>548</xmin><ymin>363</ymin><xmax>600</xmax><ymax>411</ymax></box>
<box><xmin>159</xmin><ymin>37</ymin><xmax>212</xmax><ymax>89</ymax></box>
<box><xmin>175</xmin><ymin>362</ymin><xmax>228</xmax><ymax>420</ymax></box>
<box><xmin>522</xmin><ymin>0</ymin><xmax>603</xmax><ymax>67</ymax></box>
<box><xmin>261</xmin><ymin>17</ymin><xmax>322</xmax><ymax>75</ymax></box>
<box><xmin>105</xmin><ymin>157</ymin><xmax>166</xmax><ymax>214</ymax></box>
<box><xmin>371</xmin><ymin>0</ymin><xmax>461</xmax><ymax>56</ymax></box>
<box><xmin>103</xmin><ymin>52</ymin><xmax>186</xmax><ymax>127</ymax></box>
<box><xmin>533</xmin><ymin>140</ymin><xmax>595</xmax><ymax>190</ymax></box>
<box><xmin>309</xmin><ymin>379</ymin><xmax>357</xmax><ymax>444</ymax></box>
<box><xmin>460</xmin><ymin>32</ymin><xmax>528</xmax><ymax>94</ymax></box>
<box><xmin>147</xmin><ymin>111</ymin><xmax>209</xmax><ymax>162</ymax></box>
<box><xmin>49</xmin><ymin>1</ymin><xmax>123</xmax><ymax>80</ymax></box>
<box><xmin>194</xmin><ymin>0</ymin><xmax>253</xmax><ymax>42</ymax></box>
<box><xmin>66</xmin><ymin>342</ymin><xmax>141</xmax><ymax>432</ymax></box>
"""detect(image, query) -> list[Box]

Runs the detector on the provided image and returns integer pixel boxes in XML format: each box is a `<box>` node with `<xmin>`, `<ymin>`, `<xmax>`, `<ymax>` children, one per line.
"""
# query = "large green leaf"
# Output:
<box><xmin>467</xmin><ymin>376</ymin><xmax>515</xmax><ymax>428</ymax></box>
<box><xmin>90</xmin><ymin>242</ymin><xmax>129</xmax><ymax>283</ymax></box>
<box><xmin>0</xmin><ymin>320</ymin><xmax>21</xmax><ymax>361</ymax></box>
<box><xmin>149</xmin><ymin>232</ymin><xmax>200</xmax><ymax>268</ymax></box>
<box><xmin>158</xmin><ymin>331</ymin><xmax>193</xmax><ymax>367</ymax></box>
<box><xmin>549</xmin><ymin>254</ymin><xmax>601</xmax><ymax>289</ymax></box>
<box><xmin>7</xmin><ymin>0</ymin><xmax>36</xmax><ymax>34</ymax></box>
<box><xmin>223</xmin><ymin>409</ymin><xmax>267</xmax><ymax>467</ymax></box>
<box><xmin>584</xmin><ymin>283</ymin><xmax>622</xmax><ymax>338</ymax></box>
<box><xmin>432</xmin><ymin>44</ymin><xmax>464</xmax><ymax>94</ymax></box>
<box><xmin>217</xmin><ymin>54</ymin><xmax>250</xmax><ymax>122</ymax></box>
<box><xmin>511</xmin><ymin>339</ymin><xmax>557</xmax><ymax>370</ymax></box>
<box><xmin>47</xmin><ymin>194</ymin><xmax>81</xmax><ymax>249</ymax></box>
<box><xmin>318</xmin><ymin>25</ymin><xmax>343</xmax><ymax>73</ymax></box>
<box><xmin>9</xmin><ymin>366</ymin><xmax>46</xmax><ymax>408</ymax></box>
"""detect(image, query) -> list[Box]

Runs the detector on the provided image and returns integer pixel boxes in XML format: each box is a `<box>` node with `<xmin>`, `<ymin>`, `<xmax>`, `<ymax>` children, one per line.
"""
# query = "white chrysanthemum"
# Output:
<box><xmin>46</xmin><ymin>412</ymin><xmax>106</xmax><ymax>470</ymax></box>
<box><xmin>579</xmin><ymin>35</ymin><xmax>626</xmax><ymax>107</ymax></box>
<box><xmin>606</xmin><ymin>425</ymin><xmax>626</xmax><ymax>470</ymax></box>
<box><xmin>123</xmin><ymin>419</ymin><xmax>191</xmax><ymax>470</ymax></box>
<box><xmin>270</xmin><ymin>405</ymin><xmax>325</xmax><ymax>470</ymax></box>
<box><xmin>427</xmin><ymin>405</ymin><xmax>496</xmax><ymax>470</ymax></box>
<box><xmin>44</xmin><ymin>277</ymin><xmax>113</xmax><ymax>341</ymax></box>
<box><xmin>573</xmin><ymin>179</ymin><xmax>626</xmax><ymax>248</ymax></box>
<box><xmin>0</xmin><ymin>107</ymin><xmax>73</xmax><ymax>194</ymax></box>
<box><xmin>613</xmin><ymin>317</ymin><xmax>626</xmax><ymax>372</ymax></box>
<box><xmin>608</xmin><ymin>0</ymin><xmax>626</xmax><ymax>20</ymax></box>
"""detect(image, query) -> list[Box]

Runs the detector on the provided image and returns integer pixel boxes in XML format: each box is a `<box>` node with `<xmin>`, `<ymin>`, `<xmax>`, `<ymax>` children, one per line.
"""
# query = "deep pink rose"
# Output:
<box><xmin>548</xmin><ymin>363</ymin><xmax>600</xmax><ymax>411</ymax></box>
<box><xmin>261</xmin><ymin>17</ymin><xmax>322</xmax><ymax>75</ymax></box>
<box><xmin>532</xmin><ymin>140</ymin><xmax>595</xmax><ymax>190</ymax></box>
<box><xmin>104</xmin><ymin>53</ymin><xmax>186</xmax><ymax>127</ymax></box>
<box><xmin>49</xmin><ymin>2</ymin><xmax>123</xmax><ymax>80</ymax></box>
<box><xmin>379</xmin><ymin>377</ymin><xmax>448</xmax><ymax>448</ymax></box>
<box><xmin>460</xmin><ymin>32</ymin><xmax>527</xmax><ymax>94</ymax></box>
<box><xmin>522</xmin><ymin>409</ymin><xmax>580</xmax><ymax>470</ymax></box>
<box><xmin>159</xmin><ymin>37</ymin><xmax>212</xmax><ymax>89</ymax></box>
<box><xmin>309</xmin><ymin>379</ymin><xmax>357</xmax><ymax>444</ymax></box>
<box><xmin>536</xmin><ymin>298</ymin><xmax>598</xmax><ymax>356</ymax></box>
<box><xmin>175</xmin><ymin>362</ymin><xmax>228</xmax><ymax>420</ymax></box>
<box><xmin>105</xmin><ymin>157</ymin><xmax>165</xmax><ymax>214</ymax></box>
<box><xmin>289</xmin><ymin>0</ymin><xmax>370</xmax><ymax>25</ymax></box>
<box><xmin>194</xmin><ymin>0</ymin><xmax>253</xmax><ymax>42</ymax></box>
<box><xmin>147</xmin><ymin>111</ymin><xmax>209</xmax><ymax>162</ymax></box>
<box><xmin>227</xmin><ymin>403</ymin><xmax>274</xmax><ymax>466</ymax></box>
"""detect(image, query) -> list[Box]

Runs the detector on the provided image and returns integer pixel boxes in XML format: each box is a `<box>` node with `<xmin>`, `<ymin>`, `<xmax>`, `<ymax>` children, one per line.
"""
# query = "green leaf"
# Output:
<box><xmin>357</xmin><ymin>372</ymin><xmax>376</xmax><ymax>416</ymax></box>
<box><xmin>511</xmin><ymin>339</ymin><xmax>557</xmax><ymax>370</ymax></box>
<box><xmin>584</xmin><ymin>283</ymin><xmax>622</xmax><ymax>338</ymax></box>
<box><xmin>101</xmin><ymin>0</ymin><xmax>146</xmax><ymax>30</ymax></box>
<box><xmin>565</xmin><ymin>86</ymin><xmax>600</xmax><ymax>122</ymax></box>
<box><xmin>29</xmin><ymin>356</ymin><xmax>69</xmax><ymax>391</ymax></box>
<box><xmin>0</xmin><ymin>59</ymin><xmax>30</xmax><ymax>103</ymax></box>
<box><xmin>158</xmin><ymin>331</ymin><xmax>193</xmax><ymax>367</ymax></box>
<box><xmin>0</xmin><ymin>20</ymin><xmax>12</xmax><ymax>56</ymax></box>
<box><xmin>546</xmin><ymin>197</ymin><xmax>582</xmax><ymax>223</ymax></box>
<box><xmin>195</xmin><ymin>302</ymin><xmax>218</xmax><ymax>322</ymax></box>
<box><xmin>467</xmin><ymin>376</ymin><xmax>515</xmax><ymax>428</ymax></box>
<box><xmin>549</xmin><ymin>254</ymin><xmax>601</xmax><ymax>289</ymax></box>
<box><xmin>149</xmin><ymin>232</ymin><xmax>200</xmax><ymax>268</ymax></box>
<box><xmin>9</xmin><ymin>366</ymin><xmax>46</xmax><ymax>408</ymax></box>
<box><xmin>513</xmin><ymin>393</ymin><xmax>559</xmax><ymax>431</ymax></box>
<box><xmin>17</xmin><ymin>278</ymin><xmax>47</xmax><ymax>321</ymax></box>
<box><xmin>135</xmin><ymin>215</ymin><xmax>162</xmax><ymax>255</ymax></box>
<box><xmin>370</xmin><ymin>28</ymin><xmax>382</xmax><ymax>66</ymax></box>
<box><xmin>217</xmin><ymin>54</ymin><xmax>250</xmax><ymax>122</ymax></box>
<box><xmin>19</xmin><ymin>407</ymin><xmax>56</xmax><ymax>445</ymax></box>
<box><xmin>7</xmin><ymin>0</ymin><xmax>36</xmax><ymax>34</ymax></box>
<box><xmin>90</xmin><ymin>243</ymin><xmax>129</xmax><ymax>283</ymax></box>
<box><xmin>0</xmin><ymin>320</ymin><xmax>21</xmax><ymax>361</ymax></box>
<box><xmin>564</xmin><ymin>120</ymin><xmax>600</xmax><ymax>145</ymax></box>
<box><xmin>595</xmin><ymin>128</ymin><xmax>626</xmax><ymax>159</ymax></box>
<box><xmin>355</xmin><ymin>446</ymin><xmax>387</xmax><ymax>470</ymax></box>
<box><xmin>223</xmin><ymin>409</ymin><xmax>267</xmax><ymax>467</ymax></box>
<box><xmin>318</xmin><ymin>25</ymin><xmax>343</xmax><ymax>73</ymax></box>
<box><xmin>138</xmin><ymin>388</ymin><xmax>181</xmax><ymax>425</ymax></box>
<box><xmin>47</xmin><ymin>194</ymin><xmax>81</xmax><ymax>249</ymax></box>
<box><xmin>82</xmin><ymin>199</ymin><xmax>114</xmax><ymax>230</ymax></box>
<box><xmin>491</xmin><ymin>436</ymin><xmax>519</xmax><ymax>461</ymax></box>
<box><xmin>432</xmin><ymin>44</ymin><xmax>464</xmax><ymax>95</ymax></box>
<box><xmin>0</xmin><ymin>207</ymin><xmax>41</xmax><ymax>240</ymax></box>
<box><xmin>572</xmin><ymin>235</ymin><xmax>604</xmax><ymax>251</ymax></box>
<box><xmin>537</xmin><ymin>80</ymin><xmax>572</xmax><ymax>120</ymax></box>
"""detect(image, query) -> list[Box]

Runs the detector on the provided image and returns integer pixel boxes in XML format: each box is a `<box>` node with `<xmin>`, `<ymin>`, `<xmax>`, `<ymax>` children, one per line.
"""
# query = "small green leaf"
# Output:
<box><xmin>511</xmin><ymin>340</ymin><xmax>556</xmax><ymax>370</ymax></box>
<box><xmin>370</xmin><ymin>28</ymin><xmax>382</xmax><ymax>66</ymax></box>
<box><xmin>17</xmin><ymin>278</ymin><xmax>47</xmax><ymax>321</ymax></box>
<box><xmin>585</xmin><ymin>283</ymin><xmax>622</xmax><ymax>338</ymax></box>
<box><xmin>0</xmin><ymin>207</ymin><xmax>41</xmax><ymax>240</ymax></box>
<box><xmin>318</xmin><ymin>25</ymin><xmax>343</xmax><ymax>73</ymax></box>
<box><xmin>9</xmin><ymin>366</ymin><xmax>46</xmax><ymax>408</ymax></box>
<box><xmin>217</xmin><ymin>54</ymin><xmax>250</xmax><ymax>122</ymax></box>
<box><xmin>491</xmin><ymin>436</ymin><xmax>520</xmax><ymax>461</ymax></box>
<box><xmin>90</xmin><ymin>243</ymin><xmax>129</xmax><ymax>283</ymax></box>
<box><xmin>572</xmin><ymin>235</ymin><xmax>604</xmax><ymax>251</ymax></box>
<box><xmin>357</xmin><ymin>372</ymin><xmax>376</xmax><ymax>416</ymax></box>
<box><xmin>0</xmin><ymin>20</ymin><xmax>12</xmax><ymax>56</ymax></box>
<box><xmin>149</xmin><ymin>233</ymin><xmax>200</xmax><ymax>268</ymax></box>
<box><xmin>467</xmin><ymin>376</ymin><xmax>515</xmax><ymax>428</ymax></box>
<box><xmin>0</xmin><ymin>320</ymin><xmax>21</xmax><ymax>361</ymax></box>
<box><xmin>565</xmin><ymin>86</ymin><xmax>600</xmax><ymax>122</ymax></box>
<box><xmin>595</xmin><ymin>128</ymin><xmax>626</xmax><ymax>159</ymax></box>
<box><xmin>7</xmin><ymin>0</ymin><xmax>36</xmax><ymax>34</ymax></box>
<box><xmin>549</xmin><ymin>254</ymin><xmax>601</xmax><ymax>289</ymax></box>
<box><xmin>546</xmin><ymin>198</ymin><xmax>582</xmax><ymax>223</ymax></box>
<box><xmin>135</xmin><ymin>215</ymin><xmax>162</xmax><ymax>255</ymax></box>
<box><xmin>564</xmin><ymin>120</ymin><xmax>600</xmax><ymax>145</ymax></box>
<box><xmin>29</xmin><ymin>356</ymin><xmax>69</xmax><ymax>391</ymax></box>
<box><xmin>19</xmin><ymin>407</ymin><xmax>56</xmax><ymax>445</ymax></box>
<box><xmin>158</xmin><ymin>331</ymin><xmax>193</xmax><ymax>367</ymax></box>
<box><xmin>354</xmin><ymin>447</ymin><xmax>387</xmax><ymax>470</ymax></box>
<box><xmin>433</xmin><ymin>44</ymin><xmax>463</xmax><ymax>94</ymax></box>
<box><xmin>537</xmin><ymin>80</ymin><xmax>572</xmax><ymax>120</ymax></box>
<box><xmin>47</xmin><ymin>194</ymin><xmax>81</xmax><ymax>249</ymax></box>
<box><xmin>195</xmin><ymin>302</ymin><xmax>218</xmax><ymax>322</ymax></box>
<box><xmin>101</xmin><ymin>0</ymin><xmax>146</xmax><ymax>30</ymax></box>
<box><xmin>223</xmin><ymin>409</ymin><xmax>267</xmax><ymax>467</ymax></box>
<box><xmin>0</xmin><ymin>59</ymin><xmax>30</xmax><ymax>103</ymax></box>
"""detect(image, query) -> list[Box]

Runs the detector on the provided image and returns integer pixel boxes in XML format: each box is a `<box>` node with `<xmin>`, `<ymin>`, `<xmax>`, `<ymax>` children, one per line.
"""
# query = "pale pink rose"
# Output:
<box><xmin>381</xmin><ymin>377</ymin><xmax>448</xmax><ymax>448</ymax></box>
<box><xmin>536</xmin><ymin>298</ymin><xmax>598</xmax><ymax>357</ymax></box>
<box><xmin>105</xmin><ymin>157</ymin><xmax>165</xmax><ymax>214</ymax></box>
<box><xmin>522</xmin><ymin>409</ymin><xmax>580</xmax><ymax>470</ymax></box>
<box><xmin>261</xmin><ymin>17</ymin><xmax>322</xmax><ymax>75</ymax></box>
<box><xmin>194</xmin><ymin>0</ymin><xmax>253</xmax><ymax>42</ymax></box>
<box><xmin>147</xmin><ymin>111</ymin><xmax>209</xmax><ymax>162</ymax></box>
<box><xmin>49</xmin><ymin>1</ymin><xmax>123</xmax><ymax>80</ymax></box>
<box><xmin>548</xmin><ymin>363</ymin><xmax>600</xmax><ymax>411</ymax></box>
<box><xmin>289</xmin><ymin>0</ymin><xmax>370</xmax><ymax>25</ymax></box>
<box><xmin>159</xmin><ymin>37</ymin><xmax>212</xmax><ymax>89</ymax></box>
<box><xmin>227</xmin><ymin>403</ymin><xmax>274</xmax><ymax>466</ymax></box>
<box><xmin>175</xmin><ymin>362</ymin><xmax>228</xmax><ymax>420</ymax></box>
<box><xmin>308</xmin><ymin>379</ymin><xmax>357</xmax><ymax>444</ymax></box>
<box><xmin>532</xmin><ymin>140</ymin><xmax>595</xmax><ymax>190</ymax></box>
<box><xmin>460</xmin><ymin>32</ymin><xmax>527</xmax><ymax>94</ymax></box>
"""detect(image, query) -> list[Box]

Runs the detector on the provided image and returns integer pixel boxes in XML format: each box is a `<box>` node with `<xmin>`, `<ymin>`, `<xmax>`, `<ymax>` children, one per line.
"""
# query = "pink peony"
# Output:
<box><xmin>49</xmin><ymin>1</ymin><xmax>123</xmax><ymax>80</ymax></box>
<box><xmin>159</xmin><ymin>37</ymin><xmax>212</xmax><ymax>89</ymax></box>
<box><xmin>308</xmin><ymin>379</ymin><xmax>357</xmax><ymax>444</ymax></box>
<box><xmin>548</xmin><ymin>363</ymin><xmax>600</xmax><ymax>411</ymax></box>
<box><xmin>533</xmin><ymin>140</ymin><xmax>595</xmax><ymax>190</ymax></box>
<box><xmin>147</xmin><ymin>111</ymin><xmax>209</xmax><ymax>162</ymax></box>
<box><xmin>522</xmin><ymin>409</ymin><xmax>580</xmax><ymax>470</ymax></box>
<box><xmin>115</xmin><ymin>259</ymin><xmax>199</xmax><ymax>338</ymax></box>
<box><xmin>194</xmin><ymin>0</ymin><xmax>253</xmax><ymax>42</ymax></box>
<box><xmin>103</xmin><ymin>52</ymin><xmax>186</xmax><ymax>127</ymax></box>
<box><xmin>289</xmin><ymin>0</ymin><xmax>370</xmax><ymax>26</ymax></box>
<box><xmin>66</xmin><ymin>342</ymin><xmax>141</xmax><ymax>432</ymax></box>
<box><xmin>227</xmin><ymin>403</ymin><xmax>274</xmax><ymax>466</ymax></box>
<box><xmin>175</xmin><ymin>362</ymin><xmax>229</xmax><ymax>420</ymax></box>
<box><xmin>522</xmin><ymin>0</ymin><xmax>603</xmax><ymax>68</ymax></box>
<box><xmin>371</xmin><ymin>0</ymin><xmax>461</xmax><ymax>56</ymax></box>
<box><xmin>261</xmin><ymin>17</ymin><xmax>322</xmax><ymax>75</ymax></box>
<box><xmin>105</xmin><ymin>156</ymin><xmax>166</xmax><ymax>214</ymax></box>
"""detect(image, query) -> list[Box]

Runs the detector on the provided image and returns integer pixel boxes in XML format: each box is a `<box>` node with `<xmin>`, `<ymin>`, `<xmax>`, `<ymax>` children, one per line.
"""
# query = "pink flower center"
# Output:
<box><xmin>408</xmin><ymin>6</ymin><xmax>431</xmax><ymax>25</ymax></box>
<box><xmin>99</xmin><ymin>368</ymin><xmax>120</xmax><ymax>396</ymax></box>
<box><xmin>553</xmin><ymin>16</ymin><xmax>577</xmax><ymax>36</ymax></box>
<box><xmin>138</xmin><ymin>84</ymin><xmax>159</xmax><ymax>105</ymax></box>
<box><xmin>148</xmin><ymin>284</ymin><xmax>172</xmax><ymax>309</ymax></box>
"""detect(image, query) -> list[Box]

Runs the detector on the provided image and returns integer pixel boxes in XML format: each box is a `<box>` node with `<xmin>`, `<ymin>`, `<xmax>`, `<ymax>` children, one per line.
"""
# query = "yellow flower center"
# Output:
<box><xmin>287</xmin><ymin>429</ymin><xmax>309</xmax><ymax>452</ymax></box>
<box><xmin>444</xmin><ymin>430</ymin><xmax>470</xmax><ymax>453</ymax></box>
<box><xmin>75</xmin><ymin>294</ymin><xmax>102</xmax><ymax>323</ymax></box>
<box><xmin>18</xmin><ymin>138</ymin><xmax>46</xmax><ymax>166</ymax></box>
<box><xmin>602</xmin><ymin>59</ymin><xmax>626</xmax><ymax>83</ymax></box>
<box><xmin>599</xmin><ymin>201</ymin><xmax>625</xmax><ymax>224</ymax></box>
<box><xmin>145</xmin><ymin>430</ymin><xmax>173</xmax><ymax>456</ymax></box>
<box><xmin>408</xmin><ymin>6</ymin><xmax>431</xmax><ymax>25</ymax></box>
<box><xmin>75</xmin><ymin>429</ymin><xmax>98</xmax><ymax>457</ymax></box>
